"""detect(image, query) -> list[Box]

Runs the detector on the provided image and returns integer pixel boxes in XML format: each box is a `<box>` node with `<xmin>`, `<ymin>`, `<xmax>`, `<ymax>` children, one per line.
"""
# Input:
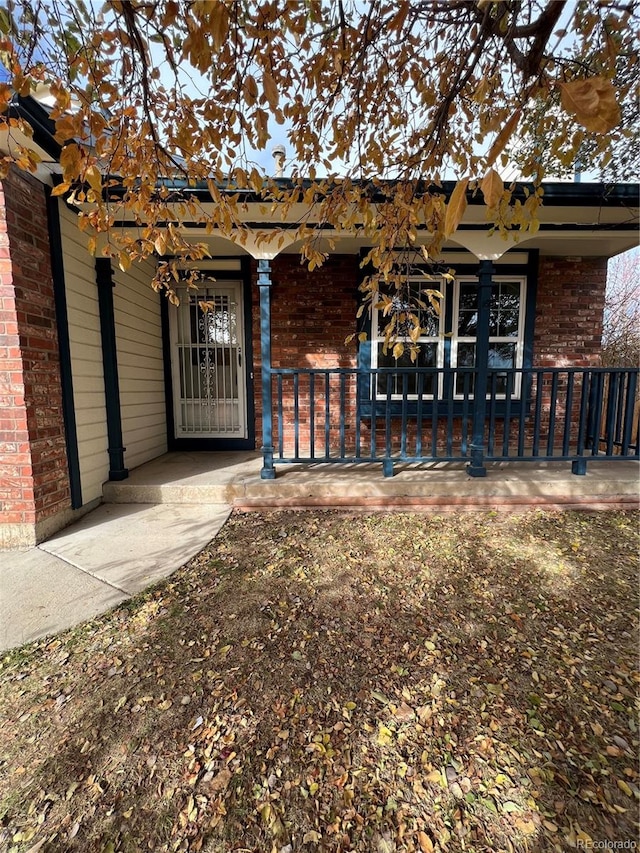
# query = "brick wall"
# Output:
<box><xmin>250</xmin><ymin>252</ymin><xmax>609</xmax><ymax>459</ymax></box>
<box><xmin>534</xmin><ymin>255</ymin><xmax>607</xmax><ymax>366</ymax></box>
<box><xmin>251</xmin><ymin>254</ymin><xmax>360</xmax><ymax>448</ymax></box>
<box><xmin>0</xmin><ymin>168</ymin><xmax>70</xmax><ymax>546</ymax></box>
<box><xmin>531</xmin><ymin>256</ymin><xmax>609</xmax><ymax>451</ymax></box>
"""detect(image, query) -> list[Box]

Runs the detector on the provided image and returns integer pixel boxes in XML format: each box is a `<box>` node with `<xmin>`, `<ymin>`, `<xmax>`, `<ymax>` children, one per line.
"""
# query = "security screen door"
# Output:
<box><xmin>170</xmin><ymin>281</ymin><xmax>247</xmax><ymax>438</ymax></box>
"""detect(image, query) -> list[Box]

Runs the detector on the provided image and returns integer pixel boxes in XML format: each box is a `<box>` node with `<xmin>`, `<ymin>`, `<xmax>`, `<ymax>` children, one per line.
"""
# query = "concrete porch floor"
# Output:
<box><xmin>103</xmin><ymin>451</ymin><xmax>640</xmax><ymax>511</ymax></box>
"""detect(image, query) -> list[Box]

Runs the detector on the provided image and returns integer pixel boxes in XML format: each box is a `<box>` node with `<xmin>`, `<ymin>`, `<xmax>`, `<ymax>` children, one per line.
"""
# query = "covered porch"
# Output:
<box><xmin>254</xmin><ymin>251</ymin><xmax>639</xmax><ymax>481</ymax></box>
<box><xmin>102</xmin><ymin>451</ymin><xmax>640</xmax><ymax>511</ymax></box>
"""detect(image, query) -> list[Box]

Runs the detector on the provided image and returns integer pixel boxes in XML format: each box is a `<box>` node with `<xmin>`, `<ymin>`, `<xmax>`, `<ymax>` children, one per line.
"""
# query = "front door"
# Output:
<box><xmin>169</xmin><ymin>280</ymin><xmax>248</xmax><ymax>438</ymax></box>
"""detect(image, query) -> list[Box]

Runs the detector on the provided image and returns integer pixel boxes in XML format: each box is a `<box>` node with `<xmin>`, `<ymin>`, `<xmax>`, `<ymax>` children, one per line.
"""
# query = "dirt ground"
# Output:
<box><xmin>1</xmin><ymin>509</ymin><xmax>638</xmax><ymax>853</ymax></box>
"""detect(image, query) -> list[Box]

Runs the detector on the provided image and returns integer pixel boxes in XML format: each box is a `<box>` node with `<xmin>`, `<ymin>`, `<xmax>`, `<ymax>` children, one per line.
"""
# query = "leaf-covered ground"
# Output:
<box><xmin>1</xmin><ymin>510</ymin><xmax>638</xmax><ymax>853</ymax></box>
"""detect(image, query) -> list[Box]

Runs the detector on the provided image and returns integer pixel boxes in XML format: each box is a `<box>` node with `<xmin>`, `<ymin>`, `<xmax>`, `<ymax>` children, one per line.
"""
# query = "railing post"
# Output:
<box><xmin>257</xmin><ymin>259</ymin><xmax>276</xmax><ymax>479</ymax></box>
<box><xmin>467</xmin><ymin>259</ymin><xmax>493</xmax><ymax>478</ymax></box>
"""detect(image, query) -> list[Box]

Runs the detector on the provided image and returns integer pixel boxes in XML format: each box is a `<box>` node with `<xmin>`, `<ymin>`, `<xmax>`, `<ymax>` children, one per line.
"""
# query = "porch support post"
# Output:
<box><xmin>467</xmin><ymin>259</ymin><xmax>494</xmax><ymax>478</ymax></box>
<box><xmin>257</xmin><ymin>259</ymin><xmax>276</xmax><ymax>479</ymax></box>
<box><xmin>95</xmin><ymin>258</ymin><xmax>128</xmax><ymax>481</ymax></box>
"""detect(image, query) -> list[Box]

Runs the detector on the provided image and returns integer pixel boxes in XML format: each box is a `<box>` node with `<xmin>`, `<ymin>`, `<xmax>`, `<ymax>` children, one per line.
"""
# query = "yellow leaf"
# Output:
<box><xmin>59</xmin><ymin>143</ymin><xmax>83</xmax><ymax>181</ymax></box>
<box><xmin>486</xmin><ymin>110</ymin><xmax>521</xmax><ymax>168</ymax></box>
<box><xmin>392</xmin><ymin>341</ymin><xmax>405</xmax><ymax>360</ymax></box>
<box><xmin>376</xmin><ymin>724</ymin><xmax>394</xmax><ymax>746</ymax></box>
<box><xmin>425</xmin><ymin>769</ymin><xmax>443</xmax><ymax>785</ymax></box>
<box><xmin>51</xmin><ymin>181</ymin><xmax>71</xmax><ymax>196</ymax></box>
<box><xmin>481</xmin><ymin>168</ymin><xmax>504</xmax><ymax>209</ymax></box>
<box><xmin>84</xmin><ymin>164</ymin><xmax>102</xmax><ymax>194</ymax></box>
<box><xmin>559</xmin><ymin>76</ymin><xmax>621</xmax><ymax>134</ymax></box>
<box><xmin>444</xmin><ymin>177</ymin><xmax>469</xmax><ymax>238</ymax></box>
<box><xmin>155</xmin><ymin>232</ymin><xmax>167</xmax><ymax>255</ymax></box>
<box><xmin>575</xmin><ymin>825</ymin><xmax>593</xmax><ymax>845</ymax></box>
<box><xmin>617</xmin><ymin>779</ymin><xmax>633</xmax><ymax>797</ymax></box>
<box><xmin>118</xmin><ymin>251</ymin><xmax>131</xmax><ymax>272</ymax></box>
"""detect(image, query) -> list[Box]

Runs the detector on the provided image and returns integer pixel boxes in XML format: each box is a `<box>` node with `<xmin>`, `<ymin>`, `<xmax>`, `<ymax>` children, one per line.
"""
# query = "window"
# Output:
<box><xmin>452</xmin><ymin>277</ymin><xmax>526</xmax><ymax>398</ymax></box>
<box><xmin>371</xmin><ymin>276</ymin><xmax>444</xmax><ymax>399</ymax></box>
<box><xmin>368</xmin><ymin>274</ymin><xmax>528</xmax><ymax>402</ymax></box>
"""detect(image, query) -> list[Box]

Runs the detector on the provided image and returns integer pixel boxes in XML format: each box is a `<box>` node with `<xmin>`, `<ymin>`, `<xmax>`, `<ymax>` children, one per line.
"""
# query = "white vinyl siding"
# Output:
<box><xmin>112</xmin><ymin>259</ymin><xmax>167</xmax><ymax>470</ymax></box>
<box><xmin>59</xmin><ymin>202</ymin><xmax>167</xmax><ymax>502</ymax></box>
<box><xmin>58</xmin><ymin>201</ymin><xmax>109</xmax><ymax>504</ymax></box>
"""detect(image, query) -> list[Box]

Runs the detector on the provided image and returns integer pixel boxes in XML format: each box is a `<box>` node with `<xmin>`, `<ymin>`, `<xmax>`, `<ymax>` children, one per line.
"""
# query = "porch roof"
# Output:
<box><xmin>98</xmin><ymin>179</ymin><xmax>638</xmax><ymax>261</ymax></box>
<box><xmin>4</xmin><ymin>94</ymin><xmax>637</xmax><ymax>260</ymax></box>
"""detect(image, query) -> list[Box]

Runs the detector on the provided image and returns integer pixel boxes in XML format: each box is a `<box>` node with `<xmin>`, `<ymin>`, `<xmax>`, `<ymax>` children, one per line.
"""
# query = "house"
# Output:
<box><xmin>1</xmin><ymin>96</ymin><xmax>638</xmax><ymax>548</ymax></box>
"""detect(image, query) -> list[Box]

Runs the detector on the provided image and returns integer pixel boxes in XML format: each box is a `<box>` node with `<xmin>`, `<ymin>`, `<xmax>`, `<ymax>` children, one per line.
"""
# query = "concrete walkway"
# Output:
<box><xmin>0</xmin><ymin>502</ymin><xmax>230</xmax><ymax>653</ymax></box>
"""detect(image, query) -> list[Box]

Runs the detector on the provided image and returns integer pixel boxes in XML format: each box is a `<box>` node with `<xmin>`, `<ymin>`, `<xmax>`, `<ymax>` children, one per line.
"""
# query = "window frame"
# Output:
<box><xmin>450</xmin><ymin>275</ymin><xmax>528</xmax><ymax>400</ymax></box>
<box><xmin>370</xmin><ymin>274</ymin><xmax>446</xmax><ymax>401</ymax></box>
<box><xmin>357</xmin><ymin>253</ymin><xmax>538</xmax><ymax>417</ymax></box>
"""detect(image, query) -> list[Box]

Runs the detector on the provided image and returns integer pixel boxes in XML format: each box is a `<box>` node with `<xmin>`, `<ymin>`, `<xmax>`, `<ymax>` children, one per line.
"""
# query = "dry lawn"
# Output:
<box><xmin>0</xmin><ymin>510</ymin><xmax>638</xmax><ymax>853</ymax></box>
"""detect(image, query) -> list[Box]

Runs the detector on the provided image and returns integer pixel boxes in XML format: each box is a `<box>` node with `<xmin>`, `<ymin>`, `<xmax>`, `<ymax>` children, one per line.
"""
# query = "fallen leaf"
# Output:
<box><xmin>417</xmin><ymin>830</ymin><xmax>434</xmax><ymax>852</ymax></box>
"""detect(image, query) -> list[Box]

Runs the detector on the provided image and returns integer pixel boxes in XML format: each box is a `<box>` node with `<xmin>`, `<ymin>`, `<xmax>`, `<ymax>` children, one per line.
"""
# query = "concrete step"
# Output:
<box><xmin>103</xmin><ymin>481</ymin><xmax>232</xmax><ymax>504</ymax></box>
<box><xmin>102</xmin><ymin>452</ymin><xmax>639</xmax><ymax>511</ymax></box>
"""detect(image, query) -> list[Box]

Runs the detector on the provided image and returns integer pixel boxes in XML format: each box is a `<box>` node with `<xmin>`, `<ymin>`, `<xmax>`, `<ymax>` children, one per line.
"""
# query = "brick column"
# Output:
<box><xmin>0</xmin><ymin>168</ymin><xmax>70</xmax><ymax>548</ymax></box>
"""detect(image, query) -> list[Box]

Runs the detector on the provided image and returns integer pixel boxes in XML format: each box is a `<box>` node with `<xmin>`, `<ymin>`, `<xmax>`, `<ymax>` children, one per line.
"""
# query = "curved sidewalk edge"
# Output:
<box><xmin>0</xmin><ymin>503</ymin><xmax>231</xmax><ymax>653</ymax></box>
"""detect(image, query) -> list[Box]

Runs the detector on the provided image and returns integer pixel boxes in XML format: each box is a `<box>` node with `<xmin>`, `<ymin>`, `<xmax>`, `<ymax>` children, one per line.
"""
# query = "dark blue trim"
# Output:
<box><xmin>103</xmin><ymin>175</ymin><xmax>639</xmax><ymax>209</ymax></box>
<box><xmin>467</xmin><ymin>260</ymin><xmax>493</xmax><ymax>477</ymax></box>
<box><xmin>95</xmin><ymin>259</ymin><xmax>128</xmax><ymax>481</ymax></box>
<box><xmin>160</xmin><ymin>292</ymin><xmax>176</xmax><ymax>445</ymax></box>
<box><xmin>257</xmin><ymin>259</ymin><xmax>276</xmax><ymax>479</ymax></box>
<box><xmin>9</xmin><ymin>96</ymin><xmax>62</xmax><ymax>159</ymax></box>
<box><xmin>46</xmin><ymin>190</ymin><xmax>82</xmax><ymax>508</ymax></box>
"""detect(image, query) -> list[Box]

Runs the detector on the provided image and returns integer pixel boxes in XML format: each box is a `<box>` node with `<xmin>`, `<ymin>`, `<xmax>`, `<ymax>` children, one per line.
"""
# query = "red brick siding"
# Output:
<box><xmin>531</xmin><ymin>256</ymin><xmax>608</xmax><ymax>450</ymax></box>
<box><xmin>251</xmin><ymin>254</ymin><xmax>360</xmax><ymax>447</ymax></box>
<box><xmin>534</xmin><ymin>255</ymin><xmax>607</xmax><ymax>367</ymax></box>
<box><xmin>0</xmin><ymin>168</ymin><xmax>70</xmax><ymax>529</ymax></box>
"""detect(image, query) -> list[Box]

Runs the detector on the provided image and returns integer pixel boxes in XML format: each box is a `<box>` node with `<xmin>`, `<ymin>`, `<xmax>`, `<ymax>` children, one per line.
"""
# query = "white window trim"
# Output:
<box><xmin>451</xmin><ymin>275</ymin><xmax>527</xmax><ymax>400</ymax></box>
<box><xmin>370</xmin><ymin>274</ymin><xmax>527</xmax><ymax>401</ymax></box>
<box><xmin>371</xmin><ymin>275</ymin><xmax>445</xmax><ymax>400</ymax></box>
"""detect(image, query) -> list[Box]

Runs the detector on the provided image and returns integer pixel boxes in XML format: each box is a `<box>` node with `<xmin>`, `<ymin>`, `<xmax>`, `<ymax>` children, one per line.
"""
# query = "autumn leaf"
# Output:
<box><xmin>417</xmin><ymin>831</ymin><xmax>434</xmax><ymax>852</ymax></box>
<box><xmin>262</xmin><ymin>70</ymin><xmax>279</xmax><ymax>109</ymax></box>
<box><xmin>443</xmin><ymin>177</ymin><xmax>469</xmax><ymax>238</ymax></box>
<box><xmin>559</xmin><ymin>76</ymin><xmax>621</xmax><ymax>134</ymax></box>
<box><xmin>51</xmin><ymin>181</ymin><xmax>71</xmax><ymax>197</ymax></box>
<box><xmin>59</xmin><ymin>143</ymin><xmax>83</xmax><ymax>181</ymax></box>
<box><xmin>392</xmin><ymin>341</ymin><xmax>405</xmax><ymax>360</ymax></box>
<box><xmin>118</xmin><ymin>251</ymin><xmax>132</xmax><ymax>272</ymax></box>
<box><xmin>481</xmin><ymin>168</ymin><xmax>504</xmax><ymax>209</ymax></box>
<box><xmin>210</xmin><ymin>2</ymin><xmax>229</xmax><ymax>51</ymax></box>
<box><xmin>84</xmin><ymin>164</ymin><xmax>102</xmax><ymax>194</ymax></box>
<box><xmin>486</xmin><ymin>110</ymin><xmax>521</xmax><ymax>168</ymax></box>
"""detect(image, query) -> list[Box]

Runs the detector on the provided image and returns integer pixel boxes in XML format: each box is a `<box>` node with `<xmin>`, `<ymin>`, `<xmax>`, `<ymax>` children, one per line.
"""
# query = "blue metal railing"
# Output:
<box><xmin>266</xmin><ymin>366</ymin><xmax>640</xmax><ymax>477</ymax></box>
